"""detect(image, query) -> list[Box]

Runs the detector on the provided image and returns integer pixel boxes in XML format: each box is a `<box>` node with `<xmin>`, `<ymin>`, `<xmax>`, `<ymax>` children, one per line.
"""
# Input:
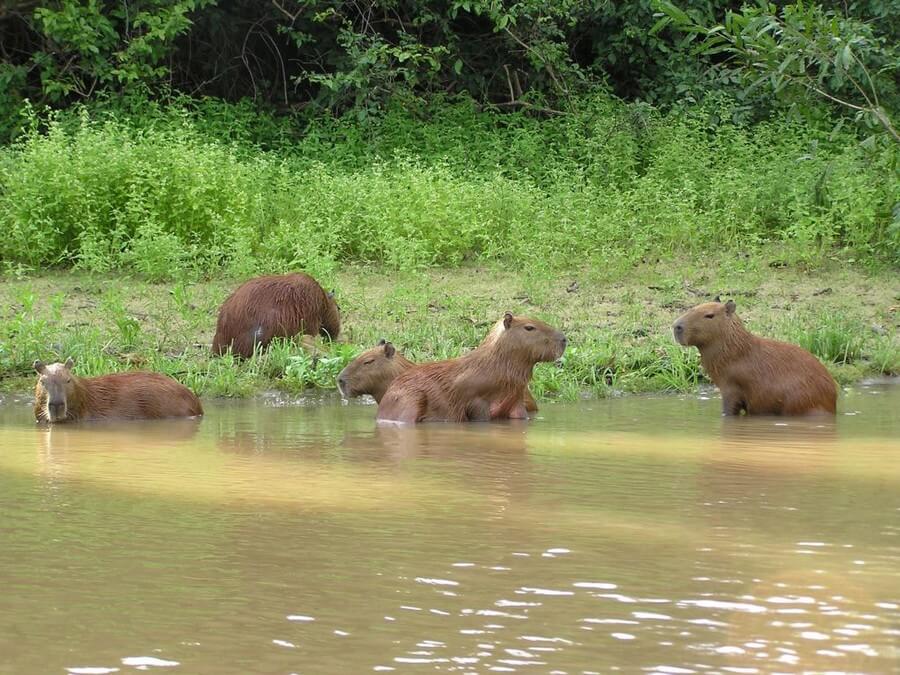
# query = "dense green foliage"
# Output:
<box><xmin>1</xmin><ymin>94</ymin><xmax>897</xmax><ymax>278</ymax></box>
<box><xmin>2</xmin><ymin>1</ymin><xmax>897</xmax><ymax>136</ymax></box>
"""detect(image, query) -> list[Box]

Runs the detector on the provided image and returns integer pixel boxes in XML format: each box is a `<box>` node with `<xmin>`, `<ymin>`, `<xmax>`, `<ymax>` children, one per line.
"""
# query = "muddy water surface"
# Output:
<box><xmin>0</xmin><ymin>384</ymin><xmax>898</xmax><ymax>674</ymax></box>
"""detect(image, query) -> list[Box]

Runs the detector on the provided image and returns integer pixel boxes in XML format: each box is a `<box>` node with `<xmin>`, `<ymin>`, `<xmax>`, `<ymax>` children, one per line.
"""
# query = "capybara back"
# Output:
<box><xmin>212</xmin><ymin>273</ymin><xmax>340</xmax><ymax>358</ymax></box>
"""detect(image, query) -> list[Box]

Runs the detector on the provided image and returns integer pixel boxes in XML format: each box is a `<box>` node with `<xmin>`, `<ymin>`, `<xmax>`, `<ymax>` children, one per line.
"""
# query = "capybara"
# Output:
<box><xmin>376</xmin><ymin>313</ymin><xmax>566</xmax><ymax>424</ymax></box>
<box><xmin>337</xmin><ymin>339</ymin><xmax>540</xmax><ymax>414</ymax></box>
<box><xmin>33</xmin><ymin>358</ymin><xmax>203</xmax><ymax>423</ymax></box>
<box><xmin>673</xmin><ymin>299</ymin><xmax>837</xmax><ymax>416</ymax></box>
<box><xmin>212</xmin><ymin>273</ymin><xmax>340</xmax><ymax>358</ymax></box>
<box><xmin>337</xmin><ymin>340</ymin><xmax>416</xmax><ymax>403</ymax></box>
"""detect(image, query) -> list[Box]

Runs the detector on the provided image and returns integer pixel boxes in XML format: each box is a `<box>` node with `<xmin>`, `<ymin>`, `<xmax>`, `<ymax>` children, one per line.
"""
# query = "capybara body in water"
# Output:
<box><xmin>376</xmin><ymin>313</ymin><xmax>565</xmax><ymax>424</ymax></box>
<box><xmin>337</xmin><ymin>339</ymin><xmax>540</xmax><ymax>413</ymax></box>
<box><xmin>33</xmin><ymin>358</ymin><xmax>203</xmax><ymax>423</ymax></box>
<box><xmin>673</xmin><ymin>299</ymin><xmax>837</xmax><ymax>416</ymax></box>
<box><xmin>212</xmin><ymin>273</ymin><xmax>340</xmax><ymax>358</ymax></box>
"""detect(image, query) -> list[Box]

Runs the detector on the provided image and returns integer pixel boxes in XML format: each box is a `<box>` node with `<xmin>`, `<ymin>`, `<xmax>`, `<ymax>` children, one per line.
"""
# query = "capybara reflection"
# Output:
<box><xmin>673</xmin><ymin>299</ymin><xmax>837</xmax><ymax>416</ymax></box>
<box><xmin>338</xmin><ymin>339</ymin><xmax>540</xmax><ymax>414</ymax></box>
<box><xmin>376</xmin><ymin>313</ymin><xmax>565</xmax><ymax>424</ymax></box>
<box><xmin>33</xmin><ymin>358</ymin><xmax>203</xmax><ymax>423</ymax></box>
<box><xmin>212</xmin><ymin>273</ymin><xmax>340</xmax><ymax>358</ymax></box>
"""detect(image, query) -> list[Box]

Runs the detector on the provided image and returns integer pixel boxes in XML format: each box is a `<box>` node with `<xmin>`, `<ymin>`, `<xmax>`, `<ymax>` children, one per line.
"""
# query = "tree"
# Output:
<box><xmin>653</xmin><ymin>1</ymin><xmax>900</xmax><ymax>143</ymax></box>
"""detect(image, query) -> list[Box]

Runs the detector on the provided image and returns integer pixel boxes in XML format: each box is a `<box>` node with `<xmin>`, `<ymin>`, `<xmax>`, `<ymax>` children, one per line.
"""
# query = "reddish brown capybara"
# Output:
<box><xmin>376</xmin><ymin>313</ymin><xmax>566</xmax><ymax>424</ymax></box>
<box><xmin>33</xmin><ymin>358</ymin><xmax>203</xmax><ymax>424</ymax></box>
<box><xmin>337</xmin><ymin>339</ymin><xmax>540</xmax><ymax>414</ymax></box>
<box><xmin>673</xmin><ymin>299</ymin><xmax>837</xmax><ymax>416</ymax></box>
<box><xmin>212</xmin><ymin>272</ymin><xmax>340</xmax><ymax>358</ymax></box>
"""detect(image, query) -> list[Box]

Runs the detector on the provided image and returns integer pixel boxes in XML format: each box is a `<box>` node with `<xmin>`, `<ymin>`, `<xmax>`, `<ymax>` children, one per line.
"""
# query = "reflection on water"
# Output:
<box><xmin>0</xmin><ymin>383</ymin><xmax>898</xmax><ymax>674</ymax></box>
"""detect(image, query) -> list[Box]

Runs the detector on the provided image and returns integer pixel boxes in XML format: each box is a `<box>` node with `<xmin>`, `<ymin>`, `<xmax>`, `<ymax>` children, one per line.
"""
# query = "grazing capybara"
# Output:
<box><xmin>33</xmin><ymin>358</ymin><xmax>203</xmax><ymax>423</ymax></box>
<box><xmin>212</xmin><ymin>273</ymin><xmax>340</xmax><ymax>358</ymax></box>
<box><xmin>376</xmin><ymin>313</ymin><xmax>566</xmax><ymax>424</ymax></box>
<box><xmin>673</xmin><ymin>299</ymin><xmax>837</xmax><ymax>416</ymax></box>
<box><xmin>338</xmin><ymin>339</ymin><xmax>540</xmax><ymax>414</ymax></box>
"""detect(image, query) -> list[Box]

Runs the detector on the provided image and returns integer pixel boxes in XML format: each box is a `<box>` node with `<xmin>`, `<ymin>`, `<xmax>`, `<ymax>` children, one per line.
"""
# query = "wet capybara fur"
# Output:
<box><xmin>212</xmin><ymin>273</ymin><xmax>340</xmax><ymax>358</ymax></box>
<box><xmin>338</xmin><ymin>339</ymin><xmax>540</xmax><ymax>413</ymax></box>
<box><xmin>33</xmin><ymin>358</ymin><xmax>203</xmax><ymax>423</ymax></box>
<box><xmin>673</xmin><ymin>299</ymin><xmax>837</xmax><ymax>416</ymax></box>
<box><xmin>376</xmin><ymin>313</ymin><xmax>565</xmax><ymax>424</ymax></box>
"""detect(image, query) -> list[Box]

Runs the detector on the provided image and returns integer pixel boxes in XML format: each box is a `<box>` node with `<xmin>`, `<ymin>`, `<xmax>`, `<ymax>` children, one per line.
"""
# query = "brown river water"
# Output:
<box><xmin>0</xmin><ymin>383</ymin><xmax>898</xmax><ymax>675</ymax></box>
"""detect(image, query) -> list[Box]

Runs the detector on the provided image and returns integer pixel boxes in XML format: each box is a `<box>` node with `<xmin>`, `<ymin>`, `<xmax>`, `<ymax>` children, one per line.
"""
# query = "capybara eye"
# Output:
<box><xmin>66</xmin><ymin>378</ymin><xmax>72</xmax><ymax>383</ymax></box>
<box><xmin>704</xmin><ymin>313</ymin><xmax>715</xmax><ymax>319</ymax></box>
<box><xmin>363</xmin><ymin>359</ymin><xmax>375</xmax><ymax>365</ymax></box>
<box><xmin>524</xmin><ymin>325</ymin><xmax>536</xmax><ymax>331</ymax></box>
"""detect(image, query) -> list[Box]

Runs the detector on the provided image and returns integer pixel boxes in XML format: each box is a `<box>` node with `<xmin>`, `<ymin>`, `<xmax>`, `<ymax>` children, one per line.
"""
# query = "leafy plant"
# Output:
<box><xmin>653</xmin><ymin>1</ymin><xmax>900</xmax><ymax>142</ymax></box>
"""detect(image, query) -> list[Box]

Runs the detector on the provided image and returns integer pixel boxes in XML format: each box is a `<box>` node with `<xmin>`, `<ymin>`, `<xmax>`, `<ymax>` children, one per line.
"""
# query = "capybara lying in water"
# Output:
<box><xmin>212</xmin><ymin>273</ymin><xmax>340</xmax><ymax>358</ymax></box>
<box><xmin>337</xmin><ymin>339</ymin><xmax>540</xmax><ymax>413</ymax></box>
<box><xmin>33</xmin><ymin>358</ymin><xmax>203</xmax><ymax>423</ymax></box>
<box><xmin>673</xmin><ymin>299</ymin><xmax>837</xmax><ymax>416</ymax></box>
<box><xmin>376</xmin><ymin>313</ymin><xmax>565</xmax><ymax>424</ymax></box>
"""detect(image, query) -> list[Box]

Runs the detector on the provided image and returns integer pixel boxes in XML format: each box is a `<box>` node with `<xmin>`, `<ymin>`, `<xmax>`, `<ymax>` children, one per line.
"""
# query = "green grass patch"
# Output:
<box><xmin>0</xmin><ymin>258</ymin><xmax>896</xmax><ymax>400</ymax></box>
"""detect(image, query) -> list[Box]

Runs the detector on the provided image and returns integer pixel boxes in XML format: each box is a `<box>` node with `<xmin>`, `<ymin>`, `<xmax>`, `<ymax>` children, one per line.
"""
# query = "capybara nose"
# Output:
<box><xmin>337</xmin><ymin>375</ymin><xmax>348</xmax><ymax>394</ymax></box>
<box><xmin>48</xmin><ymin>402</ymin><xmax>64</xmax><ymax>418</ymax></box>
<box><xmin>674</xmin><ymin>323</ymin><xmax>684</xmax><ymax>335</ymax></box>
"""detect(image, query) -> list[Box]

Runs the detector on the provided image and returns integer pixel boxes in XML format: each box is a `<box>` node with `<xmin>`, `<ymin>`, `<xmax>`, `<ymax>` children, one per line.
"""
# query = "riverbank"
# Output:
<box><xmin>1</xmin><ymin>252</ymin><xmax>896</xmax><ymax>400</ymax></box>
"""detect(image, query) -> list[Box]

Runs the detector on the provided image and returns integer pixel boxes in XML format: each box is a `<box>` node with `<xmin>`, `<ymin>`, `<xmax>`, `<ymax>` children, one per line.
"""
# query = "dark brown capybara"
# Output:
<box><xmin>673</xmin><ymin>299</ymin><xmax>837</xmax><ymax>416</ymax></box>
<box><xmin>376</xmin><ymin>313</ymin><xmax>566</xmax><ymax>424</ymax></box>
<box><xmin>337</xmin><ymin>339</ymin><xmax>541</xmax><ymax>414</ymax></box>
<box><xmin>212</xmin><ymin>273</ymin><xmax>340</xmax><ymax>358</ymax></box>
<box><xmin>33</xmin><ymin>358</ymin><xmax>203</xmax><ymax>423</ymax></box>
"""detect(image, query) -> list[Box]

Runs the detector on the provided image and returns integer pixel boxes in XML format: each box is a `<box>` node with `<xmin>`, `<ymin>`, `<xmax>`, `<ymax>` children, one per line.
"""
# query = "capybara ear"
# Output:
<box><xmin>377</xmin><ymin>338</ymin><xmax>386</xmax><ymax>346</ymax></box>
<box><xmin>725</xmin><ymin>300</ymin><xmax>736</xmax><ymax>315</ymax></box>
<box><xmin>64</xmin><ymin>357</ymin><xmax>75</xmax><ymax>369</ymax></box>
<box><xmin>383</xmin><ymin>342</ymin><xmax>396</xmax><ymax>358</ymax></box>
<box><xmin>33</xmin><ymin>360</ymin><xmax>46</xmax><ymax>374</ymax></box>
<box><xmin>714</xmin><ymin>294</ymin><xmax>722</xmax><ymax>303</ymax></box>
<box><xmin>503</xmin><ymin>312</ymin><xmax>514</xmax><ymax>329</ymax></box>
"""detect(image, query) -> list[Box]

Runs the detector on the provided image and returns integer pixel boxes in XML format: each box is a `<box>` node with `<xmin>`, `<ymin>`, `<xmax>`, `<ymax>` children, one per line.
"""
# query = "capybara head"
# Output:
<box><xmin>489</xmin><ymin>312</ymin><xmax>567</xmax><ymax>362</ymax></box>
<box><xmin>337</xmin><ymin>340</ymin><xmax>409</xmax><ymax>401</ymax></box>
<box><xmin>34</xmin><ymin>357</ymin><xmax>76</xmax><ymax>422</ymax></box>
<box><xmin>673</xmin><ymin>298</ymin><xmax>738</xmax><ymax>348</ymax></box>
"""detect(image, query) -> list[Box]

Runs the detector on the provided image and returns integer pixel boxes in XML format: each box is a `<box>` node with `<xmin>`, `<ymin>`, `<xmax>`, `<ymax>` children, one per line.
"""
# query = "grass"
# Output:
<box><xmin>1</xmin><ymin>252</ymin><xmax>897</xmax><ymax>401</ymax></box>
<box><xmin>0</xmin><ymin>94</ymin><xmax>897</xmax><ymax>279</ymax></box>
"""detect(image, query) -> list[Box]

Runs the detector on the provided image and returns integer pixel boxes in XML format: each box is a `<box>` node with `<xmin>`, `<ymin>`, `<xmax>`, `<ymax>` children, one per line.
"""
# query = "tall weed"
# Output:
<box><xmin>0</xmin><ymin>95</ymin><xmax>896</xmax><ymax>279</ymax></box>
